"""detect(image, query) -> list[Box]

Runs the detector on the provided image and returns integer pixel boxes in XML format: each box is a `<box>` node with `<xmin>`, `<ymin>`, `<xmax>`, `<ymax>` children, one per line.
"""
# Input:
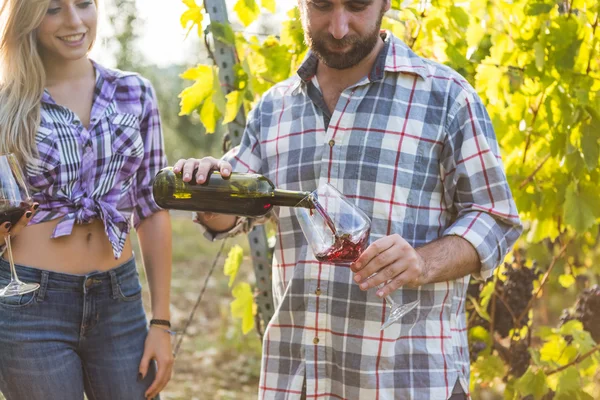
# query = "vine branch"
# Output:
<box><xmin>518</xmin><ymin>154</ymin><xmax>552</xmax><ymax>189</ymax></box>
<box><xmin>546</xmin><ymin>344</ymin><xmax>600</xmax><ymax>376</ymax></box>
<box><xmin>517</xmin><ymin>240</ymin><xmax>571</xmax><ymax>324</ymax></box>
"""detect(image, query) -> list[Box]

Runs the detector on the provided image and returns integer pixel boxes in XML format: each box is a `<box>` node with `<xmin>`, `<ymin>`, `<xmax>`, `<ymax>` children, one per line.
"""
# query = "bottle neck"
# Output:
<box><xmin>271</xmin><ymin>189</ymin><xmax>314</xmax><ymax>208</ymax></box>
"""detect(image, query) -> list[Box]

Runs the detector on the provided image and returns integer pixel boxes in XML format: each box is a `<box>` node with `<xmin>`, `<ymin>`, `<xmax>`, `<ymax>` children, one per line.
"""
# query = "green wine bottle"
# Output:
<box><xmin>152</xmin><ymin>167</ymin><xmax>314</xmax><ymax>217</ymax></box>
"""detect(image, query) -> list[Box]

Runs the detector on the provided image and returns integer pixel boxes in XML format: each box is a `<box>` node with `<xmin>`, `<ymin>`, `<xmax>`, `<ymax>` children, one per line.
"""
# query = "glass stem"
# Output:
<box><xmin>5</xmin><ymin>235</ymin><xmax>20</xmax><ymax>284</ymax></box>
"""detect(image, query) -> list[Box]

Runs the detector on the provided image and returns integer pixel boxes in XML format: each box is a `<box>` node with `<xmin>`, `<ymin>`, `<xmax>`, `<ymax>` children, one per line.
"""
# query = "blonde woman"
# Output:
<box><xmin>0</xmin><ymin>0</ymin><xmax>173</xmax><ymax>398</ymax></box>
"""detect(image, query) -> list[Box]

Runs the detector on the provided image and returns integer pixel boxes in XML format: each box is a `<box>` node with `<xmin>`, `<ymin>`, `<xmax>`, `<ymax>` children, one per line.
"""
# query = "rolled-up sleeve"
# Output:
<box><xmin>441</xmin><ymin>90</ymin><xmax>523</xmax><ymax>280</ymax></box>
<box><xmin>133</xmin><ymin>78</ymin><xmax>167</xmax><ymax>228</ymax></box>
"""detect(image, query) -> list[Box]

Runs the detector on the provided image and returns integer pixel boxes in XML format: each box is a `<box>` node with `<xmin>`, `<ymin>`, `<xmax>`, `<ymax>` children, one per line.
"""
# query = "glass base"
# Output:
<box><xmin>0</xmin><ymin>281</ymin><xmax>40</xmax><ymax>297</ymax></box>
<box><xmin>381</xmin><ymin>299</ymin><xmax>419</xmax><ymax>330</ymax></box>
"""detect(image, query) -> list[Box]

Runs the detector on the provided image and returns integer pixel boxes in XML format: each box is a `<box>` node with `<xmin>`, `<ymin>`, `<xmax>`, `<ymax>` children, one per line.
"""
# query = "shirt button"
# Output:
<box><xmin>73</xmin><ymin>120</ymin><xmax>80</xmax><ymax>126</ymax></box>
<box><xmin>85</xmin><ymin>279</ymin><xmax>93</xmax><ymax>289</ymax></box>
<box><xmin>328</xmin><ymin>139</ymin><xmax>335</xmax><ymax>147</ymax></box>
<box><xmin>315</xmin><ymin>288</ymin><xmax>321</xmax><ymax>296</ymax></box>
<box><xmin>313</xmin><ymin>337</ymin><xmax>319</xmax><ymax>344</ymax></box>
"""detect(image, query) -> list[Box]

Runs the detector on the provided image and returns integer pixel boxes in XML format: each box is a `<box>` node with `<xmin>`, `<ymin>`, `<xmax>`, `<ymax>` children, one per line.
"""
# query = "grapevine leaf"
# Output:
<box><xmin>223</xmin><ymin>90</ymin><xmax>245</xmax><ymax>124</ymax></box>
<box><xmin>199</xmin><ymin>98</ymin><xmax>220</xmax><ymax>134</ymax></box>
<box><xmin>555</xmin><ymin>367</ymin><xmax>580</xmax><ymax>396</ymax></box>
<box><xmin>180</xmin><ymin>0</ymin><xmax>204</xmax><ymax>36</ymax></box>
<box><xmin>581</xmin><ymin>120</ymin><xmax>600</xmax><ymax>171</ymax></box>
<box><xmin>468</xmin><ymin>295</ymin><xmax>491</xmax><ymax>322</ymax></box>
<box><xmin>224</xmin><ymin>245</ymin><xmax>244</xmax><ymax>287</ymax></box>
<box><xmin>261</xmin><ymin>0</ymin><xmax>276</xmax><ymax>13</ymax></box>
<box><xmin>473</xmin><ymin>354</ymin><xmax>505</xmax><ymax>382</ymax></box>
<box><xmin>230</xmin><ymin>282</ymin><xmax>255</xmax><ymax>334</ymax></box>
<box><xmin>209</xmin><ymin>22</ymin><xmax>236</xmax><ymax>46</ymax></box>
<box><xmin>558</xmin><ymin>274</ymin><xmax>575</xmax><ymax>288</ymax></box>
<box><xmin>534</xmin><ymin>41</ymin><xmax>545</xmax><ymax>70</ymax></box>
<box><xmin>449</xmin><ymin>6</ymin><xmax>469</xmax><ymax>29</ymax></box>
<box><xmin>526</xmin><ymin>2</ymin><xmax>554</xmax><ymax>15</ymax></box>
<box><xmin>563</xmin><ymin>182</ymin><xmax>596</xmax><ymax>232</ymax></box>
<box><xmin>515</xmin><ymin>367</ymin><xmax>549</xmax><ymax>400</ymax></box>
<box><xmin>178</xmin><ymin>65</ymin><xmax>215</xmax><ymax>116</ymax></box>
<box><xmin>234</xmin><ymin>0</ymin><xmax>261</xmax><ymax>27</ymax></box>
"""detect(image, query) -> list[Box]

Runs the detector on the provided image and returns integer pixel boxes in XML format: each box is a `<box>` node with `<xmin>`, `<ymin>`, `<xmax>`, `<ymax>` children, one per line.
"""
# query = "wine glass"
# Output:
<box><xmin>0</xmin><ymin>153</ymin><xmax>39</xmax><ymax>297</ymax></box>
<box><xmin>295</xmin><ymin>184</ymin><xmax>419</xmax><ymax>330</ymax></box>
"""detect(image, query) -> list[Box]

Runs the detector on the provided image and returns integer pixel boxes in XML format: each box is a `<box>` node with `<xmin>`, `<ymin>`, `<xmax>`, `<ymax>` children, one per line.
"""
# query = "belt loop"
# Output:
<box><xmin>37</xmin><ymin>271</ymin><xmax>49</xmax><ymax>302</ymax></box>
<box><xmin>109</xmin><ymin>270</ymin><xmax>119</xmax><ymax>299</ymax></box>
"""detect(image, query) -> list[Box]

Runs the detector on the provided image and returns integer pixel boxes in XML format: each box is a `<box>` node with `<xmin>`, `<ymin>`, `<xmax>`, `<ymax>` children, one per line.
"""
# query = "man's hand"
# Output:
<box><xmin>172</xmin><ymin>157</ymin><xmax>232</xmax><ymax>184</ymax></box>
<box><xmin>172</xmin><ymin>157</ymin><xmax>238</xmax><ymax>232</ymax></box>
<box><xmin>350</xmin><ymin>233</ymin><xmax>428</xmax><ymax>298</ymax></box>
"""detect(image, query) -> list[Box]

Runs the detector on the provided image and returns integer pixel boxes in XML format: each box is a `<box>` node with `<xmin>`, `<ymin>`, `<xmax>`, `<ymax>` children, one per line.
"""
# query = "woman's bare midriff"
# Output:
<box><xmin>4</xmin><ymin>219</ymin><xmax>133</xmax><ymax>274</ymax></box>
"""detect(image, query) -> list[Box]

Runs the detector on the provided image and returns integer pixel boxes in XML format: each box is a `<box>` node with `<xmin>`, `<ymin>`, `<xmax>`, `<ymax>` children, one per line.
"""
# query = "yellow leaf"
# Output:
<box><xmin>199</xmin><ymin>99</ymin><xmax>220</xmax><ymax>134</ymax></box>
<box><xmin>558</xmin><ymin>274</ymin><xmax>575</xmax><ymax>289</ymax></box>
<box><xmin>180</xmin><ymin>64</ymin><xmax>212</xmax><ymax>81</ymax></box>
<box><xmin>224</xmin><ymin>245</ymin><xmax>244</xmax><ymax>287</ymax></box>
<box><xmin>230</xmin><ymin>283</ymin><xmax>255</xmax><ymax>334</ymax></box>
<box><xmin>261</xmin><ymin>0</ymin><xmax>276</xmax><ymax>13</ymax></box>
<box><xmin>178</xmin><ymin>66</ymin><xmax>215</xmax><ymax>116</ymax></box>
<box><xmin>180</xmin><ymin>0</ymin><xmax>204</xmax><ymax>36</ymax></box>
<box><xmin>223</xmin><ymin>90</ymin><xmax>244</xmax><ymax>124</ymax></box>
<box><xmin>233</xmin><ymin>0</ymin><xmax>260</xmax><ymax>27</ymax></box>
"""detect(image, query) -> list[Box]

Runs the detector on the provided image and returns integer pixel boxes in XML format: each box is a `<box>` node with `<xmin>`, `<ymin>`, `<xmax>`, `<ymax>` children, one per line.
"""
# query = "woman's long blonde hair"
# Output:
<box><xmin>0</xmin><ymin>0</ymin><xmax>50</xmax><ymax>164</ymax></box>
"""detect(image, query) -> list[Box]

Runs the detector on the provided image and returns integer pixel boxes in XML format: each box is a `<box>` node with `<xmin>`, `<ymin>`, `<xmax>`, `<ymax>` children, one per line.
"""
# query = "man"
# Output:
<box><xmin>175</xmin><ymin>0</ymin><xmax>522</xmax><ymax>398</ymax></box>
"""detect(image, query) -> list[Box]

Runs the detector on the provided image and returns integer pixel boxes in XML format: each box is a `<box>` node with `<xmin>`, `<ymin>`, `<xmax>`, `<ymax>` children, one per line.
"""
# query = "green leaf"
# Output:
<box><xmin>526</xmin><ymin>2</ymin><xmax>554</xmax><ymax>15</ymax></box>
<box><xmin>581</xmin><ymin>120</ymin><xmax>600</xmax><ymax>170</ymax></box>
<box><xmin>449</xmin><ymin>6</ymin><xmax>469</xmax><ymax>29</ymax></box>
<box><xmin>515</xmin><ymin>367</ymin><xmax>549</xmax><ymax>399</ymax></box>
<box><xmin>534</xmin><ymin>41</ymin><xmax>545</xmax><ymax>70</ymax></box>
<box><xmin>209</xmin><ymin>22</ymin><xmax>236</xmax><ymax>46</ymax></box>
<box><xmin>558</xmin><ymin>274</ymin><xmax>575</xmax><ymax>288</ymax></box>
<box><xmin>234</xmin><ymin>0</ymin><xmax>261</xmax><ymax>27</ymax></box>
<box><xmin>556</xmin><ymin>367</ymin><xmax>580</xmax><ymax>395</ymax></box>
<box><xmin>473</xmin><ymin>354</ymin><xmax>505</xmax><ymax>382</ymax></box>
<box><xmin>563</xmin><ymin>182</ymin><xmax>596</xmax><ymax>232</ymax></box>
<box><xmin>223</xmin><ymin>90</ymin><xmax>245</xmax><ymax>124</ymax></box>
<box><xmin>230</xmin><ymin>282</ymin><xmax>255</xmax><ymax>334</ymax></box>
<box><xmin>224</xmin><ymin>245</ymin><xmax>244</xmax><ymax>287</ymax></box>
<box><xmin>261</xmin><ymin>0</ymin><xmax>275</xmax><ymax>13</ymax></box>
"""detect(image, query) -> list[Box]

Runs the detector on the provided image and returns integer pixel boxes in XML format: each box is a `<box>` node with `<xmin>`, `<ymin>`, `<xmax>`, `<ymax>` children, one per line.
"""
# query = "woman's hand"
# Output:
<box><xmin>139</xmin><ymin>326</ymin><xmax>174</xmax><ymax>399</ymax></box>
<box><xmin>0</xmin><ymin>202</ymin><xmax>39</xmax><ymax>241</ymax></box>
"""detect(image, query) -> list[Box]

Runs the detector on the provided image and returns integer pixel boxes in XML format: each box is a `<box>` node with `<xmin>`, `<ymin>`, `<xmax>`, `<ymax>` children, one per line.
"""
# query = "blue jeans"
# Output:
<box><xmin>0</xmin><ymin>257</ymin><xmax>158</xmax><ymax>400</ymax></box>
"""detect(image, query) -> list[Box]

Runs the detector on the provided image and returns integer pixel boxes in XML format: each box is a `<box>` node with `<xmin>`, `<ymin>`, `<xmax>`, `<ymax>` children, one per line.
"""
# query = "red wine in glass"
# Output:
<box><xmin>298</xmin><ymin>185</ymin><xmax>419</xmax><ymax>330</ymax></box>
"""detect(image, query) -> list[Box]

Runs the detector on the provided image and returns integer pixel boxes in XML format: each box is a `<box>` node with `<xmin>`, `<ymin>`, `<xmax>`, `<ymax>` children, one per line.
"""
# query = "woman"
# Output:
<box><xmin>0</xmin><ymin>0</ymin><xmax>173</xmax><ymax>399</ymax></box>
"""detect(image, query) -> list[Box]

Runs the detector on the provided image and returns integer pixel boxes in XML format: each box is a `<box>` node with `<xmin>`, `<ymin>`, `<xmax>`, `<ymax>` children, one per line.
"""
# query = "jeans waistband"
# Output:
<box><xmin>0</xmin><ymin>257</ymin><xmax>137</xmax><ymax>295</ymax></box>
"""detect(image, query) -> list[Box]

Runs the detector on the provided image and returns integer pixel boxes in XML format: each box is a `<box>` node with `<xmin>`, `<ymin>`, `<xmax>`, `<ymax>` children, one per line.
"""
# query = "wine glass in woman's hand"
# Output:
<box><xmin>0</xmin><ymin>153</ymin><xmax>40</xmax><ymax>297</ymax></box>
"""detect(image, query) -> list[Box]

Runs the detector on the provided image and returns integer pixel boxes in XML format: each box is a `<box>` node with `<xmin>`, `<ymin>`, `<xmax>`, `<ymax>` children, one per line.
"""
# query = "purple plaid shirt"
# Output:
<box><xmin>28</xmin><ymin>61</ymin><xmax>167</xmax><ymax>259</ymax></box>
<box><xmin>202</xmin><ymin>32</ymin><xmax>522</xmax><ymax>399</ymax></box>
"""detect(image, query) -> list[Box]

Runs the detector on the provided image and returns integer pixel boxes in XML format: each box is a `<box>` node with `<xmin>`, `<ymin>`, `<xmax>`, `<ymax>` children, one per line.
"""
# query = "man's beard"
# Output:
<box><xmin>305</xmin><ymin>9</ymin><xmax>385</xmax><ymax>70</ymax></box>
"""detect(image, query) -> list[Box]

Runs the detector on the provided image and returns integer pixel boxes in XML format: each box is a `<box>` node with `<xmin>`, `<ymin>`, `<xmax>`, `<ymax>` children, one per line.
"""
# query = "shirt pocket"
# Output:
<box><xmin>26</xmin><ymin>123</ymin><xmax>61</xmax><ymax>192</ymax></box>
<box><xmin>109</xmin><ymin>112</ymin><xmax>144</xmax><ymax>181</ymax></box>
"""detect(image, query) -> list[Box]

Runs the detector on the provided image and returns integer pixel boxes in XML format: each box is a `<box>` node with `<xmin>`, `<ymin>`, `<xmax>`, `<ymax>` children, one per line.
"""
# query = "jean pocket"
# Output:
<box><xmin>0</xmin><ymin>283</ymin><xmax>38</xmax><ymax>309</ymax></box>
<box><xmin>117</xmin><ymin>278</ymin><xmax>142</xmax><ymax>302</ymax></box>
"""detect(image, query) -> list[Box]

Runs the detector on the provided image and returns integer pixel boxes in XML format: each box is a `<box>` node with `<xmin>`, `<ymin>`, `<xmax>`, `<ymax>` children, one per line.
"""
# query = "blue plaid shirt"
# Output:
<box><xmin>28</xmin><ymin>61</ymin><xmax>167</xmax><ymax>259</ymax></box>
<box><xmin>203</xmin><ymin>32</ymin><xmax>522</xmax><ymax>399</ymax></box>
